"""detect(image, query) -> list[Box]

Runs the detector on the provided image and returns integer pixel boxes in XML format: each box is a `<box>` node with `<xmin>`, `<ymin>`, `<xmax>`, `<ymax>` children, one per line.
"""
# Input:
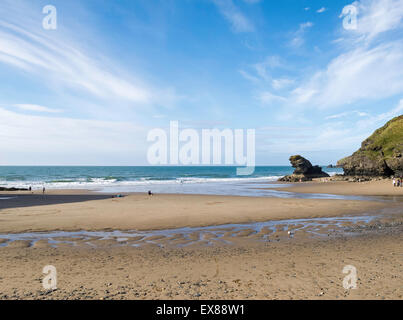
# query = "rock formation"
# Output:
<box><xmin>279</xmin><ymin>155</ymin><xmax>330</xmax><ymax>182</ymax></box>
<box><xmin>0</xmin><ymin>187</ymin><xmax>28</xmax><ymax>191</ymax></box>
<box><xmin>337</xmin><ymin>115</ymin><xmax>403</xmax><ymax>177</ymax></box>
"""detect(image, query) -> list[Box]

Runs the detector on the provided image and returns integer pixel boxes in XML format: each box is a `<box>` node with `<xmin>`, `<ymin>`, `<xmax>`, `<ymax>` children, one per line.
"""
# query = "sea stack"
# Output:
<box><xmin>279</xmin><ymin>155</ymin><xmax>330</xmax><ymax>182</ymax></box>
<box><xmin>337</xmin><ymin>115</ymin><xmax>403</xmax><ymax>177</ymax></box>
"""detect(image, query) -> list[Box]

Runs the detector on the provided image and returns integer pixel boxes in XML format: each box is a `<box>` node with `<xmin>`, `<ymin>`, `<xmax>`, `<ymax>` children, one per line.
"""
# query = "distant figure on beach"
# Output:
<box><xmin>42</xmin><ymin>187</ymin><xmax>45</xmax><ymax>194</ymax></box>
<box><xmin>148</xmin><ymin>190</ymin><xmax>153</xmax><ymax>196</ymax></box>
<box><xmin>28</xmin><ymin>186</ymin><xmax>32</xmax><ymax>192</ymax></box>
<box><xmin>393</xmin><ymin>178</ymin><xmax>396</xmax><ymax>187</ymax></box>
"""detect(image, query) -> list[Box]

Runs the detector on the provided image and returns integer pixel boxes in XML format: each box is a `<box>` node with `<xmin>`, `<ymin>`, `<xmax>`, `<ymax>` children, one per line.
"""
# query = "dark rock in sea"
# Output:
<box><xmin>0</xmin><ymin>187</ymin><xmax>28</xmax><ymax>191</ymax></box>
<box><xmin>337</xmin><ymin>115</ymin><xmax>403</xmax><ymax>177</ymax></box>
<box><xmin>278</xmin><ymin>155</ymin><xmax>330</xmax><ymax>182</ymax></box>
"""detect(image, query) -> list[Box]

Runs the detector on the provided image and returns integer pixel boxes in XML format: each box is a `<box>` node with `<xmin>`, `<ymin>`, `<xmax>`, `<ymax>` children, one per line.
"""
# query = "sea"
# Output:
<box><xmin>0</xmin><ymin>166</ymin><xmax>344</xmax><ymax>197</ymax></box>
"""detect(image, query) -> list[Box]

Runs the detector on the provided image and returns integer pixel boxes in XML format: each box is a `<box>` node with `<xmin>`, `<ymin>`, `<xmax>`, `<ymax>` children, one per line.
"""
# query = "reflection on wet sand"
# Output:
<box><xmin>0</xmin><ymin>214</ymin><xmax>393</xmax><ymax>249</ymax></box>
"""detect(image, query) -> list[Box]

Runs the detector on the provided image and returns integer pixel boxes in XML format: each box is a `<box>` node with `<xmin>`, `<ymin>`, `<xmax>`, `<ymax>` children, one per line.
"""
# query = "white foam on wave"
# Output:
<box><xmin>0</xmin><ymin>175</ymin><xmax>283</xmax><ymax>190</ymax></box>
<box><xmin>326</xmin><ymin>171</ymin><xmax>340</xmax><ymax>177</ymax></box>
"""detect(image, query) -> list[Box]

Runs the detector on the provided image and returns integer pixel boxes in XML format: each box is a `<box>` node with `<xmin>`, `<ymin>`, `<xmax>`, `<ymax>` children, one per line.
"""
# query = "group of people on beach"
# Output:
<box><xmin>392</xmin><ymin>177</ymin><xmax>403</xmax><ymax>187</ymax></box>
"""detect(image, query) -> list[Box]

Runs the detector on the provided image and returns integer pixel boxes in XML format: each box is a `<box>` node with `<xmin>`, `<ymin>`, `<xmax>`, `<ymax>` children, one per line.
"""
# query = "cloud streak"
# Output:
<box><xmin>246</xmin><ymin>0</ymin><xmax>403</xmax><ymax>110</ymax></box>
<box><xmin>291</xmin><ymin>41</ymin><xmax>403</xmax><ymax>107</ymax></box>
<box><xmin>0</xmin><ymin>107</ymin><xmax>147</xmax><ymax>165</ymax></box>
<box><xmin>212</xmin><ymin>0</ymin><xmax>254</xmax><ymax>33</ymax></box>
<box><xmin>350</xmin><ymin>0</ymin><xmax>403</xmax><ymax>42</ymax></box>
<box><xmin>13</xmin><ymin>104</ymin><xmax>62</xmax><ymax>113</ymax></box>
<box><xmin>290</xmin><ymin>21</ymin><xmax>313</xmax><ymax>47</ymax></box>
<box><xmin>0</xmin><ymin>0</ymin><xmax>183</xmax><ymax>108</ymax></box>
<box><xmin>0</xmin><ymin>22</ymin><xmax>151</xmax><ymax>104</ymax></box>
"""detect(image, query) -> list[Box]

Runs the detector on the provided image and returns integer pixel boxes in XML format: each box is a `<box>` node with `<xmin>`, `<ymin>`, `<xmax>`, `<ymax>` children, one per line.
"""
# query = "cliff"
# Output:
<box><xmin>337</xmin><ymin>115</ymin><xmax>403</xmax><ymax>177</ymax></box>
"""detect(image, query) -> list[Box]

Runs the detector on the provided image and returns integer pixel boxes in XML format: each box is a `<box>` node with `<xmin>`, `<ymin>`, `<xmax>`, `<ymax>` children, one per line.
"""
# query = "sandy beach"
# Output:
<box><xmin>275</xmin><ymin>179</ymin><xmax>403</xmax><ymax>196</ymax></box>
<box><xmin>0</xmin><ymin>231</ymin><xmax>401</xmax><ymax>300</ymax></box>
<box><xmin>0</xmin><ymin>180</ymin><xmax>402</xmax><ymax>300</ymax></box>
<box><xmin>0</xmin><ymin>191</ymin><xmax>393</xmax><ymax>234</ymax></box>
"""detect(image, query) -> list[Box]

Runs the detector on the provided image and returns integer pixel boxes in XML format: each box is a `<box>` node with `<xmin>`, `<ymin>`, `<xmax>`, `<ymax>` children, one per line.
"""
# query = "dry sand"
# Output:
<box><xmin>274</xmin><ymin>179</ymin><xmax>403</xmax><ymax>196</ymax></box>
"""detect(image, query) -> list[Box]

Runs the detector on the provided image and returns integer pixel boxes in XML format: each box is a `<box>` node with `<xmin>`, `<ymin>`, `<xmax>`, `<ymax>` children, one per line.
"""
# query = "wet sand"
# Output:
<box><xmin>0</xmin><ymin>192</ymin><xmax>391</xmax><ymax>234</ymax></box>
<box><xmin>0</xmin><ymin>214</ymin><xmax>390</xmax><ymax>249</ymax></box>
<box><xmin>0</xmin><ymin>193</ymin><xmax>111</xmax><ymax>210</ymax></box>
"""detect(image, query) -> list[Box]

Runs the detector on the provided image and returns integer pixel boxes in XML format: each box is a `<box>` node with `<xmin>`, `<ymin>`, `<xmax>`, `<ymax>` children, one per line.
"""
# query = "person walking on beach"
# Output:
<box><xmin>393</xmin><ymin>178</ymin><xmax>396</xmax><ymax>187</ymax></box>
<box><xmin>42</xmin><ymin>187</ymin><xmax>46</xmax><ymax>195</ymax></box>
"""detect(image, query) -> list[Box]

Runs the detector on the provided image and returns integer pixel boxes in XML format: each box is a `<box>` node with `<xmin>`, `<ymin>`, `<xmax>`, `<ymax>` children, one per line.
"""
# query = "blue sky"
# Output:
<box><xmin>0</xmin><ymin>0</ymin><xmax>402</xmax><ymax>165</ymax></box>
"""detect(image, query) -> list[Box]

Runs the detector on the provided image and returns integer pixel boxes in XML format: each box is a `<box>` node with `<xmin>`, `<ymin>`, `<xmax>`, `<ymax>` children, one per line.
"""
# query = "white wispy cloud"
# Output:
<box><xmin>356</xmin><ymin>99</ymin><xmax>403</xmax><ymax>129</ymax></box>
<box><xmin>239</xmin><ymin>70</ymin><xmax>261</xmax><ymax>84</ymax></box>
<box><xmin>241</xmin><ymin>0</ymin><xmax>403</xmax><ymax>115</ymax></box>
<box><xmin>291</xmin><ymin>41</ymin><xmax>403</xmax><ymax>107</ymax></box>
<box><xmin>271</xmin><ymin>78</ymin><xmax>295</xmax><ymax>90</ymax></box>
<box><xmin>257</xmin><ymin>101</ymin><xmax>402</xmax><ymax>156</ymax></box>
<box><xmin>240</xmin><ymin>56</ymin><xmax>286</xmax><ymax>84</ymax></box>
<box><xmin>13</xmin><ymin>104</ymin><xmax>62</xmax><ymax>113</ymax></box>
<box><xmin>0</xmin><ymin>0</ymin><xmax>182</xmax><ymax>108</ymax></box>
<box><xmin>317</xmin><ymin>7</ymin><xmax>327</xmax><ymax>13</ymax></box>
<box><xmin>325</xmin><ymin>110</ymin><xmax>369</xmax><ymax>120</ymax></box>
<box><xmin>0</xmin><ymin>22</ymin><xmax>149</xmax><ymax>104</ymax></box>
<box><xmin>258</xmin><ymin>91</ymin><xmax>286</xmax><ymax>105</ymax></box>
<box><xmin>240</xmin><ymin>56</ymin><xmax>294</xmax><ymax>101</ymax></box>
<box><xmin>253</xmin><ymin>56</ymin><xmax>284</xmax><ymax>80</ymax></box>
<box><xmin>279</xmin><ymin>0</ymin><xmax>403</xmax><ymax>109</ymax></box>
<box><xmin>0</xmin><ymin>107</ymin><xmax>147</xmax><ymax>165</ymax></box>
<box><xmin>212</xmin><ymin>0</ymin><xmax>254</xmax><ymax>33</ymax></box>
<box><xmin>240</xmin><ymin>56</ymin><xmax>294</xmax><ymax>104</ymax></box>
<box><xmin>290</xmin><ymin>21</ymin><xmax>314</xmax><ymax>47</ymax></box>
<box><xmin>347</xmin><ymin>0</ymin><xmax>403</xmax><ymax>42</ymax></box>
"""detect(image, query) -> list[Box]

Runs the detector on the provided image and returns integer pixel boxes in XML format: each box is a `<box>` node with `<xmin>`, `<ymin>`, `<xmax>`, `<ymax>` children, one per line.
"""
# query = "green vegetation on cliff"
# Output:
<box><xmin>338</xmin><ymin>115</ymin><xmax>403</xmax><ymax>176</ymax></box>
<box><xmin>363</xmin><ymin>115</ymin><xmax>403</xmax><ymax>159</ymax></box>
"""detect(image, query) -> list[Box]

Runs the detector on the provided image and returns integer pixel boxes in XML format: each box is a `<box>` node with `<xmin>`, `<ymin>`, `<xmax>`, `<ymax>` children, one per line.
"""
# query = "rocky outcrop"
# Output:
<box><xmin>337</xmin><ymin>115</ymin><xmax>403</xmax><ymax>177</ymax></box>
<box><xmin>0</xmin><ymin>187</ymin><xmax>28</xmax><ymax>191</ymax></box>
<box><xmin>279</xmin><ymin>155</ymin><xmax>330</xmax><ymax>182</ymax></box>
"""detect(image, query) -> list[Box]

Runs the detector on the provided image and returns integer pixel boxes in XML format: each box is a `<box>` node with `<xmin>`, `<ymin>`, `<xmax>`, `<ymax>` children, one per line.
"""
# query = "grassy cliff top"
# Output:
<box><xmin>338</xmin><ymin>115</ymin><xmax>403</xmax><ymax>164</ymax></box>
<box><xmin>361</xmin><ymin>115</ymin><xmax>403</xmax><ymax>159</ymax></box>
